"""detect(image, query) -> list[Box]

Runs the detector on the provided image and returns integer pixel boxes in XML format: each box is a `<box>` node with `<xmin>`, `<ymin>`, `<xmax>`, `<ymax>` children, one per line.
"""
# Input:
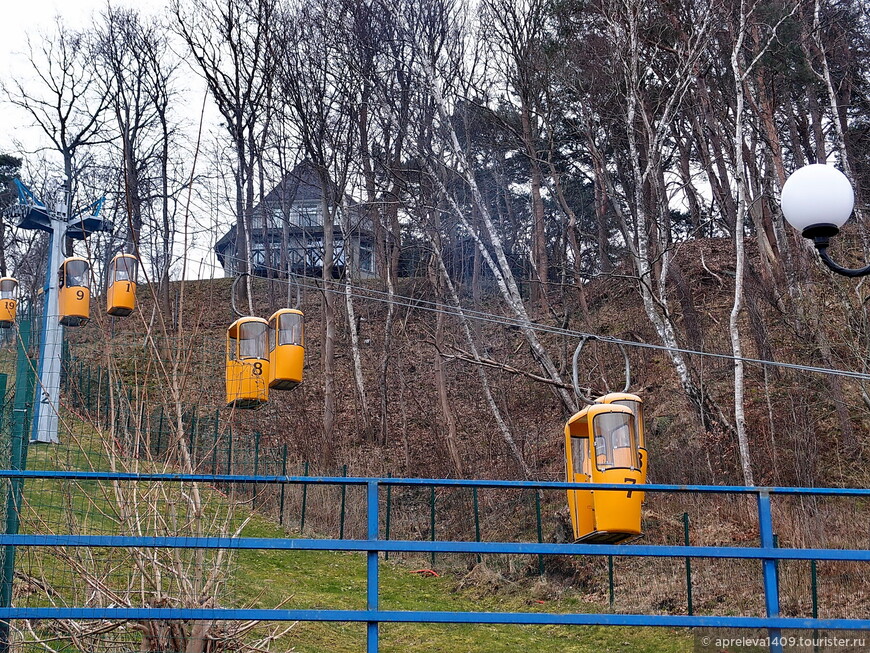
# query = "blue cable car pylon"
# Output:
<box><xmin>8</xmin><ymin>179</ymin><xmax>111</xmax><ymax>444</ymax></box>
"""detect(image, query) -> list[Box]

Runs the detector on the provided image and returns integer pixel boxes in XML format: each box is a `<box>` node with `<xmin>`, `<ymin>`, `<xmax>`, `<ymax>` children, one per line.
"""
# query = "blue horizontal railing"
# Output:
<box><xmin>1</xmin><ymin>473</ymin><xmax>868</xmax><ymax>653</ymax></box>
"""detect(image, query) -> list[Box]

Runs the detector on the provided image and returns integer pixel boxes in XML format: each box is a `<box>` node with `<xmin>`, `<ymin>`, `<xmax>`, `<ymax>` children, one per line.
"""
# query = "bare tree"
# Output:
<box><xmin>94</xmin><ymin>4</ymin><xmax>182</xmax><ymax>322</ymax></box>
<box><xmin>4</xmin><ymin>18</ymin><xmax>112</xmax><ymax>252</ymax></box>
<box><xmin>171</xmin><ymin>0</ymin><xmax>277</xmax><ymax>307</ymax></box>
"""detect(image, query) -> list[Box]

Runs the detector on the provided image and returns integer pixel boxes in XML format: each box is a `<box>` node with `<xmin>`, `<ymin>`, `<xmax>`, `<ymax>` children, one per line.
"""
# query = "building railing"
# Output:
<box><xmin>0</xmin><ymin>471</ymin><xmax>868</xmax><ymax>653</ymax></box>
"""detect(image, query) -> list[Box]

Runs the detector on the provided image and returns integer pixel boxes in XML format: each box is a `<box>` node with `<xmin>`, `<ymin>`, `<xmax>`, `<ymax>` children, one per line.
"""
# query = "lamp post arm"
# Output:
<box><xmin>814</xmin><ymin>243</ymin><xmax>870</xmax><ymax>278</ymax></box>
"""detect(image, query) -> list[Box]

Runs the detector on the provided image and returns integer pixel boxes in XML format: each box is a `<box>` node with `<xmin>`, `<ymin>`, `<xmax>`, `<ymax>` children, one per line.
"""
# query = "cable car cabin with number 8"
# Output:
<box><xmin>226</xmin><ymin>317</ymin><xmax>270</xmax><ymax>409</ymax></box>
<box><xmin>107</xmin><ymin>254</ymin><xmax>138</xmax><ymax>317</ymax></box>
<box><xmin>0</xmin><ymin>277</ymin><xmax>18</xmax><ymax>328</ymax></box>
<box><xmin>565</xmin><ymin>404</ymin><xmax>643</xmax><ymax>545</ymax></box>
<box><xmin>596</xmin><ymin>392</ymin><xmax>647</xmax><ymax>500</ymax></box>
<box><xmin>58</xmin><ymin>257</ymin><xmax>90</xmax><ymax>327</ymax></box>
<box><xmin>268</xmin><ymin>309</ymin><xmax>304</xmax><ymax>390</ymax></box>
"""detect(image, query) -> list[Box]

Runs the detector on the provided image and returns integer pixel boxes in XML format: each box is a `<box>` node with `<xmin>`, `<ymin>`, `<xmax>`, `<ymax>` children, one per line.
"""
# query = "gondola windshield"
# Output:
<box><xmin>113</xmin><ymin>256</ymin><xmax>137</xmax><ymax>281</ymax></box>
<box><xmin>65</xmin><ymin>260</ymin><xmax>89</xmax><ymax>287</ymax></box>
<box><xmin>238</xmin><ymin>321</ymin><xmax>268</xmax><ymax>359</ymax></box>
<box><xmin>611</xmin><ymin>398</ymin><xmax>644</xmax><ymax>448</ymax></box>
<box><xmin>277</xmin><ymin>311</ymin><xmax>303</xmax><ymax>347</ymax></box>
<box><xmin>592</xmin><ymin>411</ymin><xmax>638</xmax><ymax>470</ymax></box>
<box><xmin>0</xmin><ymin>279</ymin><xmax>17</xmax><ymax>299</ymax></box>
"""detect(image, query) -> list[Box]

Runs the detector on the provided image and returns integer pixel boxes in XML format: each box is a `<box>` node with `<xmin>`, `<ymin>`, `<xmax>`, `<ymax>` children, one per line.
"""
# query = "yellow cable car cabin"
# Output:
<box><xmin>0</xmin><ymin>277</ymin><xmax>18</xmax><ymax>328</ymax></box>
<box><xmin>596</xmin><ymin>392</ymin><xmax>647</xmax><ymax>499</ymax></box>
<box><xmin>107</xmin><ymin>253</ymin><xmax>138</xmax><ymax>317</ymax></box>
<box><xmin>58</xmin><ymin>257</ymin><xmax>90</xmax><ymax>327</ymax></box>
<box><xmin>268</xmin><ymin>308</ymin><xmax>304</xmax><ymax>390</ymax></box>
<box><xmin>226</xmin><ymin>317</ymin><xmax>270</xmax><ymax>409</ymax></box>
<box><xmin>565</xmin><ymin>404</ymin><xmax>643</xmax><ymax>544</ymax></box>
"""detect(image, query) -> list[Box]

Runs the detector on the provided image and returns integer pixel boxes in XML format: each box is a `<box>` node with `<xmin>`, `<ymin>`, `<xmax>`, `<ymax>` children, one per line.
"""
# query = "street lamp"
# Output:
<box><xmin>780</xmin><ymin>163</ymin><xmax>868</xmax><ymax>277</ymax></box>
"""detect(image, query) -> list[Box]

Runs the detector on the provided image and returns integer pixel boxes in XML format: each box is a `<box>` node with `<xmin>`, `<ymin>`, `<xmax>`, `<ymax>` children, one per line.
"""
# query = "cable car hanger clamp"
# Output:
<box><xmin>572</xmin><ymin>335</ymin><xmax>631</xmax><ymax>405</ymax></box>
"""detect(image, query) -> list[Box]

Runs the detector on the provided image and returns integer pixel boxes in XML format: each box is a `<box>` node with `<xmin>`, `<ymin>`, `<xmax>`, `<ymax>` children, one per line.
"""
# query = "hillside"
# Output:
<box><xmin>51</xmin><ymin>236</ymin><xmax>870</xmax><ymax>625</ymax></box>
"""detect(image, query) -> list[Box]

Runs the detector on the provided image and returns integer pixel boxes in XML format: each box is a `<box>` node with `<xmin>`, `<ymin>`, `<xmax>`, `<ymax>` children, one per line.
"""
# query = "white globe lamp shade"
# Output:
<box><xmin>781</xmin><ymin>164</ymin><xmax>854</xmax><ymax>234</ymax></box>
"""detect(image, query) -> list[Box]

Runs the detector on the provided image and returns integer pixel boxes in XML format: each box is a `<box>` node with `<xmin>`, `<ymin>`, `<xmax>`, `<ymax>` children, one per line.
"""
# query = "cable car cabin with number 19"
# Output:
<box><xmin>58</xmin><ymin>257</ymin><xmax>90</xmax><ymax>327</ymax></box>
<box><xmin>565</xmin><ymin>404</ymin><xmax>643</xmax><ymax>544</ymax></box>
<box><xmin>226</xmin><ymin>317</ymin><xmax>270</xmax><ymax>409</ymax></box>
<box><xmin>0</xmin><ymin>277</ymin><xmax>18</xmax><ymax>328</ymax></box>
<box><xmin>107</xmin><ymin>254</ymin><xmax>138</xmax><ymax>317</ymax></box>
<box><xmin>268</xmin><ymin>308</ymin><xmax>304</xmax><ymax>390</ymax></box>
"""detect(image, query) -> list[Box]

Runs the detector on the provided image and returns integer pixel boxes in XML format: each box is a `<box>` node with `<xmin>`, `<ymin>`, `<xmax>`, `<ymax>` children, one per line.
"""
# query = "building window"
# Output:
<box><xmin>359</xmin><ymin>243</ymin><xmax>374</xmax><ymax>273</ymax></box>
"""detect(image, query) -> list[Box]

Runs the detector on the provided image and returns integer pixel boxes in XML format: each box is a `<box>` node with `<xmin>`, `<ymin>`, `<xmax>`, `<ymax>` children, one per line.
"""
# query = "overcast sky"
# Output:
<box><xmin>0</xmin><ymin>0</ymin><xmax>229</xmax><ymax>280</ymax></box>
<box><xmin>0</xmin><ymin>0</ymin><xmax>122</xmax><ymax>152</ymax></box>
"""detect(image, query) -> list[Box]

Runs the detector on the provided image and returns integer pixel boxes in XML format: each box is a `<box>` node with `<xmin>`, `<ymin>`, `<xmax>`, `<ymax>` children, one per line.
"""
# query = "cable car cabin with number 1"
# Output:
<box><xmin>268</xmin><ymin>309</ymin><xmax>304</xmax><ymax>390</ymax></box>
<box><xmin>565</xmin><ymin>404</ymin><xmax>643</xmax><ymax>545</ymax></box>
<box><xmin>0</xmin><ymin>277</ymin><xmax>18</xmax><ymax>328</ymax></box>
<box><xmin>107</xmin><ymin>254</ymin><xmax>138</xmax><ymax>317</ymax></box>
<box><xmin>226</xmin><ymin>317</ymin><xmax>270</xmax><ymax>409</ymax></box>
<box><xmin>58</xmin><ymin>257</ymin><xmax>90</xmax><ymax>327</ymax></box>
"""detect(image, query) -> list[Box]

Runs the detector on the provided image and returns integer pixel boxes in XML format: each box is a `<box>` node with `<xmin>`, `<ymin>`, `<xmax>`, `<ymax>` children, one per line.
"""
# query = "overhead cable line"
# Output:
<box><xmin>90</xmin><ymin>247</ymin><xmax>870</xmax><ymax>383</ymax></box>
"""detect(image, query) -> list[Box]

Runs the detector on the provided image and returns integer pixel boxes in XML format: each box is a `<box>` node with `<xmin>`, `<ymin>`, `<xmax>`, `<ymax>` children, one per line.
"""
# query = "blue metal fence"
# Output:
<box><xmin>1</xmin><ymin>470</ymin><xmax>869</xmax><ymax>653</ymax></box>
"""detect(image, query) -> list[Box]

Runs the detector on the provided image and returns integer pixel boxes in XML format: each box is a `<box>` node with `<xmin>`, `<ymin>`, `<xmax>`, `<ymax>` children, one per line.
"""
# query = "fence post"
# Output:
<box><xmin>211</xmin><ymin>410</ymin><xmax>220</xmax><ymax>475</ymax></box>
<box><xmin>683</xmin><ymin>512</ymin><xmax>693</xmax><ymax>616</ymax></box>
<box><xmin>252</xmin><ymin>431</ymin><xmax>261</xmax><ymax>506</ymax></box>
<box><xmin>534</xmin><ymin>490</ymin><xmax>544</xmax><ymax>576</ymax></box>
<box><xmin>366</xmin><ymin>480</ymin><xmax>379</xmax><ymax>653</ymax></box>
<box><xmin>0</xmin><ymin>319</ymin><xmax>34</xmax><ymax>653</ymax></box>
<box><xmin>155</xmin><ymin>409</ymin><xmax>165</xmax><ymax>457</ymax></box>
<box><xmin>279</xmin><ymin>444</ymin><xmax>288</xmax><ymax>526</ymax></box>
<box><xmin>300</xmin><ymin>461</ymin><xmax>309</xmax><ymax>532</ymax></box>
<box><xmin>757</xmin><ymin>490</ymin><xmax>783</xmax><ymax>653</ymax></box>
<box><xmin>430</xmin><ymin>486</ymin><xmax>436</xmax><ymax>567</ymax></box>
<box><xmin>85</xmin><ymin>364</ymin><xmax>92</xmax><ymax>410</ymax></box>
<box><xmin>473</xmin><ymin>486</ymin><xmax>482</xmax><ymax>564</ymax></box>
<box><xmin>608</xmin><ymin>556</ymin><xmax>615</xmax><ymax>607</ymax></box>
<box><xmin>384</xmin><ymin>473</ymin><xmax>392</xmax><ymax>561</ymax></box>
<box><xmin>190</xmin><ymin>406</ymin><xmax>200</xmax><ymax>467</ymax></box>
<box><xmin>339</xmin><ymin>465</ymin><xmax>348</xmax><ymax>540</ymax></box>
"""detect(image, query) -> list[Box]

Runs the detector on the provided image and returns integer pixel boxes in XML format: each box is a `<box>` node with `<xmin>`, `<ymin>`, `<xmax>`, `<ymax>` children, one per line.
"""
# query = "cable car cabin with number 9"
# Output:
<box><xmin>268</xmin><ymin>309</ymin><xmax>304</xmax><ymax>390</ymax></box>
<box><xmin>58</xmin><ymin>257</ymin><xmax>90</xmax><ymax>327</ymax></box>
<box><xmin>226</xmin><ymin>317</ymin><xmax>270</xmax><ymax>409</ymax></box>
<box><xmin>107</xmin><ymin>254</ymin><xmax>138</xmax><ymax>317</ymax></box>
<box><xmin>565</xmin><ymin>404</ymin><xmax>643</xmax><ymax>544</ymax></box>
<box><xmin>0</xmin><ymin>277</ymin><xmax>18</xmax><ymax>328</ymax></box>
<box><xmin>596</xmin><ymin>392</ymin><xmax>647</xmax><ymax>499</ymax></box>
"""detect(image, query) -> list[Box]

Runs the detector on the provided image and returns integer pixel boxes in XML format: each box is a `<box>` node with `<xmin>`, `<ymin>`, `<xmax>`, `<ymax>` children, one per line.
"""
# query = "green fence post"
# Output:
<box><xmin>384</xmin><ymin>473</ymin><xmax>392</xmax><ymax>561</ymax></box>
<box><xmin>190</xmin><ymin>406</ymin><xmax>200</xmax><ymax>468</ymax></box>
<box><xmin>0</xmin><ymin>319</ymin><xmax>34</xmax><ymax>653</ymax></box>
<box><xmin>155</xmin><ymin>409</ymin><xmax>165</xmax><ymax>458</ymax></box>
<box><xmin>430</xmin><ymin>486</ymin><xmax>436</xmax><ymax>567</ymax></box>
<box><xmin>534</xmin><ymin>490</ymin><xmax>544</xmax><ymax>576</ymax></box>
<box><xmin>211</xmin><ymin>410</ymin><xmax>220</xmax><ymax>475</ymax></box>
<box><xmin>473</xmin><ymin>487</ymin><xmax>482</xmax><ymax>564</ymax></box>
<box><xmin>300</xmin><ymin>461</ymin><xmax>309</xmax><ymax>532</ymax></box>
<box><xmin>252</xmin><ymin>431</ymin><xmax>261</xmax><ymax>507</ymax></box>
<box><xmin>85</xmin><ymin>364</ymin><xmax>92</xmax><ymax>410</ymax></box>
<box><xmin>226</xmin><ymin>428</ymin><xmax>233</xmax><ymax>475</ymax></box>
<box><xmin>608</xmin><ymin>555</ymin><xmax>615</xmax><ymax>607</ymax></box>
<box><xmin>0</xmin><ymin>375</ymin><xmax>7</xmax><ymax>433</ymax></box>
<box><xmin>279</xmin><ymin>444</ymin><xmax>288</xmax><ymax>526</ymax></box>
<box><xmin>339</xmin><ymin>464</ymin><xmax>348</xmax><ymax>540</ymax></box>
<box><xmin>683</xmin><ymin>512</ymin><xmax>693</xmax><ymax>616</ymax></box>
